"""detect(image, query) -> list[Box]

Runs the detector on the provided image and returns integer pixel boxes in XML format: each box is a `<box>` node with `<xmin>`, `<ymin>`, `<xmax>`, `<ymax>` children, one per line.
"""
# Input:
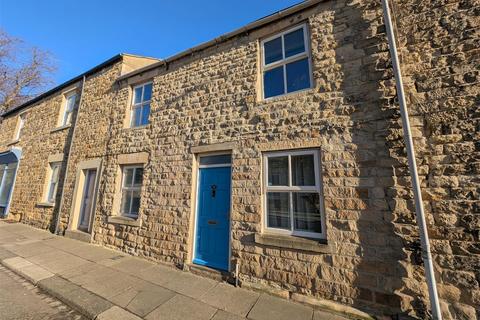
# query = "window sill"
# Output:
<box><xmin>254</xmin><ymin>233</ymin><xmax>330</xmax><ymax>253</ymax></box>
<box><xmin>108</xmin><ymin>215</ymin><xmax>141</xmax><ymax>227</ymax></box>
<box><xmin>36</xmin><ymin>202</ymin><xmax>55</xmax><ymax>208</ymax></box>
<box><xmin>7</xmin><ymin>139</ymin><xmax>20</xmax><ymax>146</ymax></box>
<box><xmin>123</xmin><ymin>124</ymin><xmax>148</xmax><ymax>131</ymax></box>
<box><xmin>50</xmin><ymin>124</ymin><xmax>71</xmax><ymax>133</ymax></box>
<box><xmin>260</xmin><ymin>86</ymin><xmax>314</xmax><ymax>103</ymax></box>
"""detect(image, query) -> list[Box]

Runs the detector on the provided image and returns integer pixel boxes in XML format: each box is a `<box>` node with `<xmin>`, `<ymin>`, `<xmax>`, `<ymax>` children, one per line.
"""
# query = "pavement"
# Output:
<box><xmin>0</xmin><ymin>264</ymin><xmax>86</xmax><ymax>319</ymax></box>
<box><xmin>0</xmin><ymin>221</ymin><xmax>352</xmax><ymax>320</ymax></box>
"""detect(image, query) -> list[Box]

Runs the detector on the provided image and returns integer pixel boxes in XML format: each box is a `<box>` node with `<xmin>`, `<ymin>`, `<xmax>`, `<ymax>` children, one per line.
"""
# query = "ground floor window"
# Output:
<box><xmin>264</xmin><ymin>149</ymin><xmax>325</xmax><ymax>239</ymax></box>
<box><xmin>120</xmin><ymin>165</ymin><xmax>143</xmax><ymax>218</ymax></box>
<box><xmin>46</xmin><ymin>162</ymin><xmax>61</xmax><ymax>203</ymax></box>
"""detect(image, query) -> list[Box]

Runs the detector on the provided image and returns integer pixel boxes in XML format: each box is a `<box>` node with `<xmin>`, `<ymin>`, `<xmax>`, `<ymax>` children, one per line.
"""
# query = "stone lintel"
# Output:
<box><xmin>191</xmin><ymin>142</ymin><xmax>236</xmax><ymax>154</ymax></box>
<box><xmin>118</xmin><ymin>152</ymin><xmax>149</xmax><ymax>165</ymax></box>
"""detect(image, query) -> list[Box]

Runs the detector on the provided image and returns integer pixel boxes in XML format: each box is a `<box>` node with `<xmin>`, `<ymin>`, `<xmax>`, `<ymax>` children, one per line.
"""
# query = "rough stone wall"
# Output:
<box><xmin>1</xmin><ymin>0</ymin><xmax>476</xmax><ymax>318</ymax></box>
<box><xmin>87</xmin><ymin>1</ymin><xmax>426</xmax><ymax>317</ymax></box>
<box><xmin>0</xmin><ymin>89</ymin><xmax>79</xmax><ymax>230</ymax></box>
<box><xmin>56</xmin><ymin>62</ymin><xmax>124</xmax><ymax>233</ymax></box>
<box><xmin>391</xmin><ymin>0</ymin><xmax>480</xmax><ymax>318</ymax></box>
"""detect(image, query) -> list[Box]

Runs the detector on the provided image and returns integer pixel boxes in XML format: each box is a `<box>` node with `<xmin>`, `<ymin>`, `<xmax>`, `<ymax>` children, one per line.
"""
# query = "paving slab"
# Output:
<box><xmin>6</xmin><ymin>241</ymin><xmax>56</xmax><ymax>258</ymax></box>
<box><xmin>0</xmin><ymin>247</ymin><xmax>17</xmax><ymax>260</ymax></box>
<box><xmin>29</xmin><ymin>250</ymin><xmax>89</xmax><ymax>273</ymax></box>
<box><xmin>109</xmin><ymin>288</ymin><xmax>140</xmax><ymax>308</ymax></box>
<box><xmin>80</xmin><ymin>271</ymin><xmax>140</xmax><ymax>299</ymax></box>
<box><xmin>14</xmin><ymin>263</ymin><xmax>54</xmax><ymax>284</ymax></box>
<box><xmin>2</xmin><ymin>256</ymin><xmax>33</xmax><ymax>270</ymax></box>
<box><xmin>39</xmin><ymin>276</ymin><xmax>113</xmax><ymax>319</ymax></box>
<box><xmin>109</xmin><ymin>256</ymin><xmax>156</xmax><ymax>275</ymax></box>
<box><xmin>212</xmin><ymin>310</ymin><xmax>246</xmax><ymax>320</ymax></box>
<box><xmin>96</xmin><ymin>306</ymin><xmax>142</xmax><ymax>320</ymax></box>
<box><xmin>57</xmin><ymin>260</ymin><xmax>97</xmax><ymax>278</ymax></box>
<box><xmin>136</xmin><ymin>264</ymin><xmax>180</xmax><ymax>287</ymax></box>
<box><xmin>125</xmin><ymin>285</ymin><xmax>176</xmax><ymax>317</ymax></box>
<box><xmin>68</xmin><ymin>245</ymin><xmax>124</xmax><ymax>262</ymax></box>
<box><xmin>145</xmin><ymin>294</ymin><xmax>217</xmax><ymax>320</ymax></box>
<box><xmin>161</xmin><ymin>269</ymin><xmax>218</xmax><ymax>299</ymax></box>
<box><xmin>200</xmin><ymin>282</ymin><xmax>259</xmax><ymax>316</ymax></box>
<box><xmin>248</xmin><ymin>294</ymin><xmax>314</xmax><ymax>320</ymax></box>
<box><xmin>64</xmin><ymin>264</ymin><xmax>112</xmax><ymax>285</ymax></box>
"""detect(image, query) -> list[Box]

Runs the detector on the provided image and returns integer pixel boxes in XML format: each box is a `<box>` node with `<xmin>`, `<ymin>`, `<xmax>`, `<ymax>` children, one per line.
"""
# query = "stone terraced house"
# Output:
<box><xmin>0</xmin><ymin>0</ymin><xmax>478</xmax><ymax>319</ymax></box>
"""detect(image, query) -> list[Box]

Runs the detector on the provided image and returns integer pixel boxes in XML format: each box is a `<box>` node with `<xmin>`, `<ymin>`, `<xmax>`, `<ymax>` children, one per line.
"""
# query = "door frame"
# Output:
<box><xmin>77</xmin><ymin>168</ymin><xmax>97</xmax><ymax>231</ymax></box>
<box><xmin>0</xmin><ymin>148</ymin><xmax>21</xmax><ymax>218</ymax></box>
<box><xmin>68</xmin><ymin>158</ymin><xmax>102</xmax><ymax>235</ymax></box>
<box><xmin>191</xmin><ymin>151</ymin><xmax>233</xmax><ymax>272</ymax></box>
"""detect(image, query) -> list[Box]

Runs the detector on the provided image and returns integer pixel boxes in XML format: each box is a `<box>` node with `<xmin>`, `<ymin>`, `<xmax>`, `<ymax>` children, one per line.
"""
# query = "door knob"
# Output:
<box><xmin>211</xmin><ymin>184</ymin><xmax>217</xmax><ymax>198</ymax></box>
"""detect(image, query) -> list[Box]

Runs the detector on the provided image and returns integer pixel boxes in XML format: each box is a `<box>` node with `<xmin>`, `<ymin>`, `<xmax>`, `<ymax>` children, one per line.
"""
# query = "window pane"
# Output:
<box><xmin>267</xmin><ymin>156</ymin><xmax>288</xmax><ymax>186</ymax></box>
<box><xmin>264</xmin><ymin>37</ymin><xmax>283</xmax><ymax>65</ymax></box>
<box><xmin>134</xmin><ymin>87</ymin><xmax>143</xmax><ymax>104</ymax></box>
<box><xmin>48</xmin><ymin>182</ymin><xmax>57</xmax><ymax>203</ymax></box>
<box><xmin>130</xmin><ymin>190</ymin><xmax>141</xmax><ymax>215</ymax></box>
<box><xmin>63</xmin><ymin>110</ymin><xmax>73</xmax><ymax>125</ymax></box>
<box><xmin>51</xmin><ymin>164</ymin><xmax>60</xmax><ymax>183</ymax></box>
<box><xmin>293</xmin><ymin>193</ymin><xmax>322</xmax><ymax>233</ymax></box>
<box><xmin>291</xmin><ymin>154</ymin><xmax>315</xmax><ymax>186</ymax></box>
<box><xmin>132</xmin><ymin>106</ymin><xmax>142</xmax><ymax>127</ymax></box>
<box><xmin>67</xmin><ymin>95</ymin><xmax>76</xmax><ymax>111</ymax></box>
<box><xmin>123</xmin><ymin>168</ymin><xmax>134</xmax><ymax>186</ymax></box>
<box><xmin>0</xmin><ymin>167</ymin><xmax>15</xmax><ymax>204</ymax></box>
<box><xmin>264</xmin><ymin>66</ymin><xmax>285</xmax><ymax>98</ymax></box>
<box><xmin>121</xmin><ymin>190</ymin><xmax>132</xmax><ymax>215</ymax></box>
<box><xmin>0</xmin><ymin>165</ymin><xmax>5</xmax><ymax>185</ymax></box>
<box><xmin>284</xmin><ymin>28</ymin><xmax>305</xmax><ymax>58</ymax></box>
<box><xmin>133</xmin><ymin>167</ymin><xmax>143</xmax><ymax>185</ymax></box>
<box><xmin>140</xmin><ymin>104</ymin><xmax>150</xmax><ymax>126</ymax></box>
<box><xmin>199</xmin><ymin>154</ymin><xmax>231</xmax><ymax>166</ymax></box>
<box><xmin>143</xmin><ymin>83</ymin><xmax>152</xmax><ymax>101</ymax></box>
<box><xmin>267</xmin><ymin>192</ymin><xmax>290</xmax><ymax>230</ymax></box>
<box><xmin>286</xmin><ymin>58</ymin><xmax>310</xmax><ymax>93</ymax></box>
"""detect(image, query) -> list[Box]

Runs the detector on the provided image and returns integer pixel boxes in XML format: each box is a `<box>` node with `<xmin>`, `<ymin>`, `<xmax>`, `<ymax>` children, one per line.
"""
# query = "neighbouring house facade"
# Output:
<box><xmin>0</xmin><ymin>1</ymin><xmax>478</xmax><ymax>319</ymax></box>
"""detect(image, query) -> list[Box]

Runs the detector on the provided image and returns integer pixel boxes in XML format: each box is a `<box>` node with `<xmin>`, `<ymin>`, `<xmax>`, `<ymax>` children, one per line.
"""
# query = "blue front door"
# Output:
<box><xmin>194</xmin><ymin>166</ymin><xmax>231</xmax><ymax>271</ymax></box>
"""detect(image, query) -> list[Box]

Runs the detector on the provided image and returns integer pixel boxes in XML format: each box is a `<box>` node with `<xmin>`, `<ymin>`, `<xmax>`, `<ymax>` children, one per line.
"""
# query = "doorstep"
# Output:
<box><xmin>64</xmin><ymin>229</ymin><xmax>92</xmax><ymax>243</ymax></box>
<box><xmin>186</xmin><ymin>263</ymin><xmax>233</xmax><ymax>283</ymax></box>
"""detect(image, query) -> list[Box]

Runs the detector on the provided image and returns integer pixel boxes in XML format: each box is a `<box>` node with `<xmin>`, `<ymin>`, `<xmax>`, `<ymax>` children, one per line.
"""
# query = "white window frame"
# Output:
<box><xmin>120</xmin><ymin>165</ymin><xmax>143</xmax><ymax>218</ymax></box>
<box><xmin>14</xmin><ymin>114</ymin><xmax>25</xmax><ymax>140</ymax></box>
<box><xmin>61</xmin><ymin>92</ymin><xmax>77</xmax><ymax>126</ymax></box>
<box><xmin>263</xmin><ymin>149</ymin><xmax>325</xmax><ymax>239</ymax></box>
<box><xmin>46</xmin><ymin>162</ymin><xmax>61</xmax><ymax>203</ymax></box>
<box><xmin>130</xmin><ymin>82</ymin><xmax>152</xmax><ymax>128</ymax></box>
<box><xmin>260</xmin><ymin>23</ymin><xmax>313</xmax><ymax>100</ymax></box>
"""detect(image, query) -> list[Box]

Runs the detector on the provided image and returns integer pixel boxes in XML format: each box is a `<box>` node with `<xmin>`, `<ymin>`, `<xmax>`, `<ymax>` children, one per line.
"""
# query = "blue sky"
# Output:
<box><xmin>0</xmin><ymin>0</ymin><xmax>302</xmax><ymax>85</ymax></box>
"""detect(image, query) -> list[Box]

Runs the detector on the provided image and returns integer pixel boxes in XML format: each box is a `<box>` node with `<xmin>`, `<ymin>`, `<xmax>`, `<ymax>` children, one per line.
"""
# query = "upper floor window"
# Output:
<box><xmin>264</xmin><ymin>149</ymin><xmax>325</xmax><ymax>239</ymax></box>
<box><xmin>261</xmin><ymin>24</ymin><xmax>312</xmax><ymax>99</ymax></box>
<box><xmin>61</xmin><ymin>93</ymin><xmax>77</xmax><ymax>126</ymax></box>
<box><xmin>46</xmin><ymin>162</ymin><xmax>61</xmax><ymax>203</ymax></box>
<box><xmin>14</xmin><ymin>114</ymin><xmax>25</xmax><ymax>140</ymax></box>
<box><xmin>120</xmin><ymin>166</ymin><xmax>143</xmax><ymax>218</ymax></box>
<box><xmin>131</xmin><ymin>82</ymin><xmax>152</xmax><ymax>127</ymax></box>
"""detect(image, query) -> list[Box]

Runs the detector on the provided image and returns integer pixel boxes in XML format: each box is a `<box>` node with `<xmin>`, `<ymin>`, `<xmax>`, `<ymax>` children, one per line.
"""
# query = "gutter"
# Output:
<box><xmin>117</xmin><ymin>0</ymin><xmax>324</xmax><ymax>82</ymax></box>
<box><xmin>54</xmin><ymin>75</ymin><xmax>86</xmax><ymax>235</ymax></box>
<box><xmin>381</xmin><ymin>0</ymin><xmax>442</xmax><ymax>319</ymax></box>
